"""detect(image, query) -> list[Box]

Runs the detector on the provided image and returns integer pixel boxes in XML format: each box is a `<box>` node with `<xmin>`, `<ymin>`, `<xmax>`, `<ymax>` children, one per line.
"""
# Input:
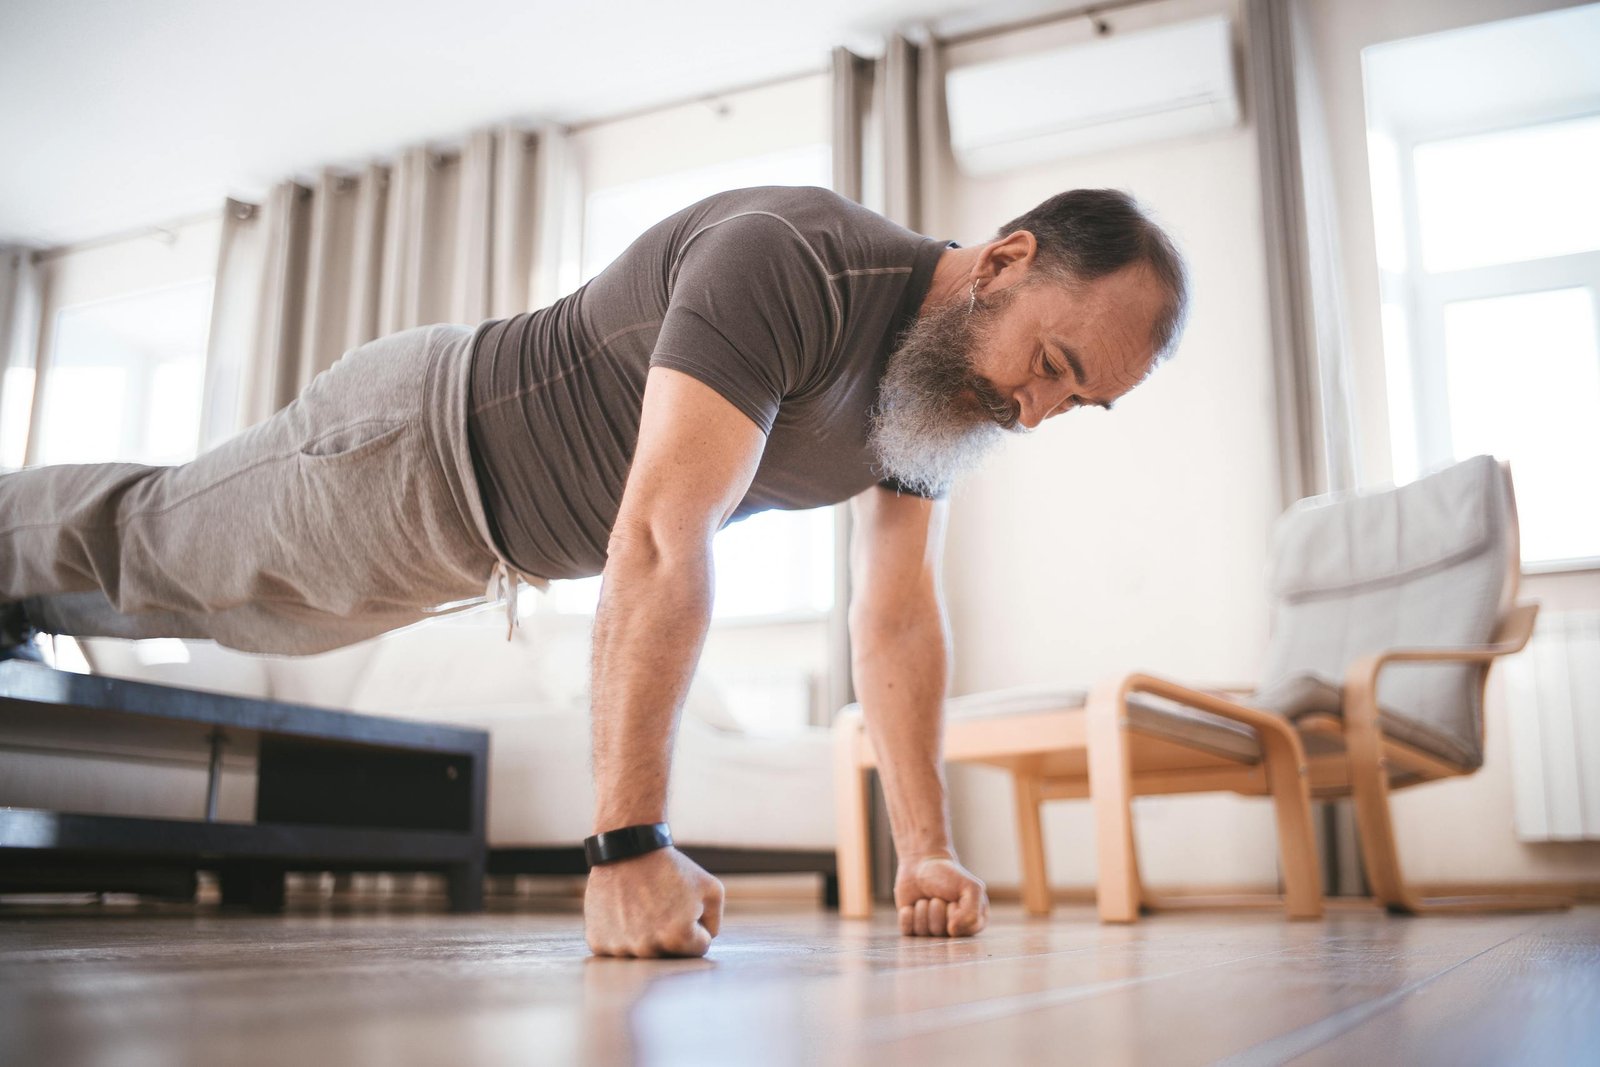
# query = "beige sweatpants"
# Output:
<box><xmin>0</xmin><ymin>323</ymin><xmax>543</xmax><ymax>655</ymax></box>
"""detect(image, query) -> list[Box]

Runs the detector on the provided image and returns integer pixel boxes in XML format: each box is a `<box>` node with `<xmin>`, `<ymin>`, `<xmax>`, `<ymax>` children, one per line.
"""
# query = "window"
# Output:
<box><xmin>18</xmin><ymin>218</ymin><xmax>221</xmax><ymax>470</ymax></box>
<box><xmin>542</xmin><ymin>140</ymin><xmax>836</xmax><ymax>620</ymax></box>
<box><xmin>1441</xmin><ymin>288</ymin><xmax>1600</xmax><ymax>563</ymax></box>
<box><xmin>1412</xmin><ymin>116</ymin><xmax>1600</xmax><ymax>274</ymax></box>
<box><xmin>1364</xmin><ymin>5</ymin><xmax>1600</xmax><ymax>569</ymax></box>
<box><xmin>32</xmin><ymin>279</ymin><xmax>214</xmax><ymax>466</ymax></box>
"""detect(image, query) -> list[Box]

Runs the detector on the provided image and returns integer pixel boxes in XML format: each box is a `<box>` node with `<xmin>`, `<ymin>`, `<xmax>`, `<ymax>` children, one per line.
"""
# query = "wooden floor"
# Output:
<box><xmin>1</xmin><ymin>893</ymin><xmax>1597</xmax><ymax>1066</ymax></box>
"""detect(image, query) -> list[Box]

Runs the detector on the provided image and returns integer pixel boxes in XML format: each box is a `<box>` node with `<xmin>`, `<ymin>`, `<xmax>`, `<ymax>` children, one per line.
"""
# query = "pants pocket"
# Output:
<box><xmin>298</xmin><ymin>420</ymin><xmax>409</xmax><ymax>462</ymax></box>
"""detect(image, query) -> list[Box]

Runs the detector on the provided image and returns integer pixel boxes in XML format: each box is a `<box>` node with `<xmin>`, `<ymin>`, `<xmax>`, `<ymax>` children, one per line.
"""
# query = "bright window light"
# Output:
<box><xmin>542</xmin><ymin>505</ymin><xmax>837</xmax><ymax>619</ymax></box>
<box><xmin>1443</xmin><ymin>287</ymin><xmax>1600</xmax><ymax>565</ymax></box>
<box><xmin>37</xmin><ymin>366</ymin><xmax>127</xmax><ymax>463</ymax></box>
<box><xmin>1415</xmin><ymin>115</ymin><xmax>1600</xmax><ymax>274</ymax></box>
<box><xmin>35</xmin><ymin>278</ymin><xmax>214</xmax><ymax>466</ymax></box>
<box><xmin>0</xmin><ymin>367</ymin><xmax>34</xmax><ymax>468</ymax></box>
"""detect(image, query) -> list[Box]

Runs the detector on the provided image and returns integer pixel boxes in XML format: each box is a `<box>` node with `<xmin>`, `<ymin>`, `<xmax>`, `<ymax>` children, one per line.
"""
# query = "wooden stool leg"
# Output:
<box><xmin>834</xmin><ymin>709</ymin><xmax>874</xmax><ymax>919</ymax></box>
<box><xmin>1013</xmin><ymin>772</ymin><xmax>1053</xmax><ymax>916</ymax></box>
<box><xmin>1259</xmin><ymin>730</ymin><xmax>1323</xmax><ymax>919</ymax></box>
<box><xmin>1087</xmin><ymin>682</ymin><xmax>1141</xmax><ymax>923</ymax></box>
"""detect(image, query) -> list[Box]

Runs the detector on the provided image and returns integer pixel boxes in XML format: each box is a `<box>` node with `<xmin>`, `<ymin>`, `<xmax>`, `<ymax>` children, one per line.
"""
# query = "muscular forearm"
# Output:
<box><xmin>589</xmin><ymin>539</ymin><xmax>713</xmax><ymax>832</ymax></box>
<box><xmin>850</xmin><ymin>603</ymin><xmax>953</xmax><ymax>859</ymax></box>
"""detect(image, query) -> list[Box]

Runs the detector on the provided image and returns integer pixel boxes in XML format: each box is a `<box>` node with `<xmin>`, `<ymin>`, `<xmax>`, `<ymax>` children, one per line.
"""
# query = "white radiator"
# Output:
<box><xmin>1504</xmin><ymin>610</ymin><xmax>1600</xmax><ymax>841</ymax></box>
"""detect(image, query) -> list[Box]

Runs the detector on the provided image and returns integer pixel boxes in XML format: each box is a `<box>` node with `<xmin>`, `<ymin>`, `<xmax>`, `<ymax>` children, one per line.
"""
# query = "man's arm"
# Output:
<box><xmin>583</xmin><ymin>365</ymin><xmax>766</xmax><ymax>959</ymax></box>
<box><xmin>849</xmin><ymin>485</ymin><xmax>989</xmax><ymax>937</ymax></box>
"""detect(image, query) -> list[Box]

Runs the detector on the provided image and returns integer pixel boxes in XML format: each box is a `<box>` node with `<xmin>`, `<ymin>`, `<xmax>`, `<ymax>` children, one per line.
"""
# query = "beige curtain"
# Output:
<box><xmin>830</xmin><ymin>29</ymin><xmax>952</xmax><ymax>901</ymax></box>
<box><xmin>199</xmin><ymin>123</ymin><xmax>565</xmax><ymax>447</ymax></box>
<box><xmin>1245</xmin><ymin>0</ymin><xmax>1359</xmax><ymax>504</ymax></box>
<box><xmin>827</xmin><ymin>32</ymin><xmax>951</xmax><ymax>724</ymax></box>
<box><xmin>0</xmin><ymin>245</ymin><xmax>43</xmax><ymax>469</ymax></box>
<box><xmin>827</xmin><ymin>45</ymin><xmax>871</xmax><ymax>733</ymax></box>
<box><xmin>1246</xmin><ymin>0</ymin><xmax>1363</xmax><ymax>899</ymax></box>
<box><xmin>832</xmin><ymin>31</ymin><xmax>949</xmax><ymax>231</ymax></box>
<box><xmin>879</xmin><ymin>31</ymin><xmax>950</xmax><ymax>233</ymax></box>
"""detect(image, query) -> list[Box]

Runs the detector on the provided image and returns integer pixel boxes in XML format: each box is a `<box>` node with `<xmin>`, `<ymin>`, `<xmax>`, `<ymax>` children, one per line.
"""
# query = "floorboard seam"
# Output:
<box><xmin>1207</xmin><ymin>923</ymin><xmax>1539</xmax><ymax>1067</ymax></box>
<box><xmin>859</xmin><ymin>944</ymin><xmax>1305</xmax><ymax>1044</ymax></box>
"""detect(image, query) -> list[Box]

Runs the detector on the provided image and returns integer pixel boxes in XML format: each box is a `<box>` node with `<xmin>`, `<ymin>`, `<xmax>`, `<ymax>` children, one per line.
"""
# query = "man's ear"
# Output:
<box><xmin>979</xmin><ymin>229</ymin><xmax>1038</xmax><ymax>290</ymax></box>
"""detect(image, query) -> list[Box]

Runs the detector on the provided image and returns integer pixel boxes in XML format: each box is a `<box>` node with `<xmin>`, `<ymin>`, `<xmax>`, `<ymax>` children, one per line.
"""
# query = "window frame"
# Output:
<box><xmin>1388</xmin><ymin>105</ymin><xmax>1600</xmax><ymax>573</ymax></box>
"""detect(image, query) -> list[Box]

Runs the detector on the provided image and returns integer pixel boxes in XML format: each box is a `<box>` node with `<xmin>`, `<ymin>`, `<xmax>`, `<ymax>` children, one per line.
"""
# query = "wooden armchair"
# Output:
<box><xmin>835</xmin><ymin>455</ymin><xmax>1568</xmax><ymax>922</ymax></box>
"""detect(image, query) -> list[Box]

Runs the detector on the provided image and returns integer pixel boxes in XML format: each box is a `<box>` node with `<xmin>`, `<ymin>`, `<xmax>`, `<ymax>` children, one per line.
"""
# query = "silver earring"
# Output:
<box><xmin>967</xmin><ymin>279</ymin><xmax>979</xmax><ymax>315</ymax></box>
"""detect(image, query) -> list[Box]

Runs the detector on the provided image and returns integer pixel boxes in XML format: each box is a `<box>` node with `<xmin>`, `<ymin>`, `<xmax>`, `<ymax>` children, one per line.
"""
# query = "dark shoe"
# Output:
<box><xmin>0</xmin><ymin>601</ymin><xmax>46</xmax><ymax>663</ymax></box>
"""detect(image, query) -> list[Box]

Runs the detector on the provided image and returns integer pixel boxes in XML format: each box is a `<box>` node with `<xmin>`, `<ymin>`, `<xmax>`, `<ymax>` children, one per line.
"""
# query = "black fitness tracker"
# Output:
<box><xmin>583</xmin><ymin>822</ymin><xmax>673</xmax><ymax>869</ymax></box>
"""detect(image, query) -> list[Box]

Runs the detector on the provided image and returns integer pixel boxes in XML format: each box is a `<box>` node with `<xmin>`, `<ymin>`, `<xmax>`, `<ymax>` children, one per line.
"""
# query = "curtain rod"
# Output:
<box><xmin>564</xmin><ymin>66</ymin><xmax>830</xmax><ymax>135</ymax></box>
<box><xmin>30</xmin><ymin>207</ymin><xmax>223</xmax><ymax>264</ymax></box>
<box><xmin>568</xmin><ymin>0</ymin><xmax>1170</xmax><ymax>133</ymax></box>
<box><xmin>939</xmin><ymin>0</ymin><xmax>1173</xmax><ymax>47</ymax></box>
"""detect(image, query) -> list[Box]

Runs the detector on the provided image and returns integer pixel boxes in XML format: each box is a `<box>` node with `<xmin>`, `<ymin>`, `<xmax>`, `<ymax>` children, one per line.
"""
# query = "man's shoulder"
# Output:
<box><xmin>679</xmin><ymin>186</ymin><xmax>930</xmax><ymax>271</ymax></box>
<box><xmin>694</xmin><ymin>184</ymin><xmax>857</xmax><ymax>220</ymax></box>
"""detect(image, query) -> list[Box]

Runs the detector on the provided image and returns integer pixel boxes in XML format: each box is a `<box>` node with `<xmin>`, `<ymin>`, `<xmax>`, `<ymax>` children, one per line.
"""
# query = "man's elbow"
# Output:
<box><xmin>605</xmin><ymin>514</ymin><xmax>712</xmax><ymax>576</ymax></box>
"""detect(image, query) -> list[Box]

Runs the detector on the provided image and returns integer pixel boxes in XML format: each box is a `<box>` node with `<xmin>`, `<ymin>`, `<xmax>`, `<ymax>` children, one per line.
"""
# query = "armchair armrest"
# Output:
<box><xmin>1339</xmin><ymin>602</ymin><xmax>1538</xmax><ymax>772</ymax></box>
<box><xmin>1098</xmin><ymin>673</ymin><xmax>1302</xmax><ymax>747</ymax></box>
<box><xmin>1197</xmin><ymin>683</ymin><xmax>1257</xmax><ymax>697</ymax></box>
<box><xmin>1344</xmin><ymin>601</ymin><xmax>1539</xmax><ymax>692</ymax></box>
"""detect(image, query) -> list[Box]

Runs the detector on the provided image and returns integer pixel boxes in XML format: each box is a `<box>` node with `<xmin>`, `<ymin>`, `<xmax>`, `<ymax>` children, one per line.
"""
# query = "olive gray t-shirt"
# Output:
<box><xmin>465</xmin><ymin>185</ymin><xmax>949</xmax><ymax>581</ymax></box>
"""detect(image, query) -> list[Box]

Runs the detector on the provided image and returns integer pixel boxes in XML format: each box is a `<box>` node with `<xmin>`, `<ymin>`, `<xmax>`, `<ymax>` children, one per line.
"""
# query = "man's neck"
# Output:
<box><xmin>918</xmin><ymin>245</ymin><xmax>981</xmax><ymax>318</ymax></box>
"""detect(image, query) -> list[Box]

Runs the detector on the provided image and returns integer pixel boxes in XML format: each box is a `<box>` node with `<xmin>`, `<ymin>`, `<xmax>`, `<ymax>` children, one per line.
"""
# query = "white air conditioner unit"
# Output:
<box><xmin>945</xmin><ymin>15</ymin><xmax>1241</xmax><ymax>175</ymax></box>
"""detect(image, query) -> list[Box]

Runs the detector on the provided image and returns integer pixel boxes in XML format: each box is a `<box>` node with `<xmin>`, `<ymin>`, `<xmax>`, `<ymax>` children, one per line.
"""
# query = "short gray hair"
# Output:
<box><xmin>995</xmin><ymin>188</ymin><xmax>1189</xmax><ymax>365</ymax></box>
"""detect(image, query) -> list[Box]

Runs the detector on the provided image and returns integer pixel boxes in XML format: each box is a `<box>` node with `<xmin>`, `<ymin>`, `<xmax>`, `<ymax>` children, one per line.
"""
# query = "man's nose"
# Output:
<box><xmin>1014</xmin><ymin>384</ymin><xmax>1063</xmax><ymax>430</ymax></box>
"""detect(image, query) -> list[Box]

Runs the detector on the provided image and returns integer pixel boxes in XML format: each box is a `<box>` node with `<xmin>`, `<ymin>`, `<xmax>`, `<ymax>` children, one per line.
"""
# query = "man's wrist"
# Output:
<box><xmin>592</xmin><ymin>811</ymin><xmax>667</xmax><ymax>834</ymax></box>
<box><xmin>897</xmin><ymin>843</ymin><xmax>956</xmax><ymax>864</ymax></box>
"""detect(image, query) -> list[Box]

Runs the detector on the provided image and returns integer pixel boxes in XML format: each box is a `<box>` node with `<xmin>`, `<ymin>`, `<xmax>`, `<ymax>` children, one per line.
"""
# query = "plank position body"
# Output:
<box><xmin>0</xmin><ymin>186</ymin><xmax>1187</xmax><ymax>957</ymax></box>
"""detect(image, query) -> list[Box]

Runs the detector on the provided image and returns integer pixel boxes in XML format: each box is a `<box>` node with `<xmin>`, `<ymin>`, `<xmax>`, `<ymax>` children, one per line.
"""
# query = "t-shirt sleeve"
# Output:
<box><xmin>650</xmin><ymin>213</ymin><xmax>837</xmax><ymax>435</ymax></box>
<box><xmin>877</xmin><ymin>476</ymin><xmax>947</xmax><ymax>500</ymax></box>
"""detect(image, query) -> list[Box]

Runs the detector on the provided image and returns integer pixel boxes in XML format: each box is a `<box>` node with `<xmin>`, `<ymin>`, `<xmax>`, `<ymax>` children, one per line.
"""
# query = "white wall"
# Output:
<box><xmin>934</xmin><ymin>0</ymin><xmax>1287</xmax><ymax>892</ymax></box>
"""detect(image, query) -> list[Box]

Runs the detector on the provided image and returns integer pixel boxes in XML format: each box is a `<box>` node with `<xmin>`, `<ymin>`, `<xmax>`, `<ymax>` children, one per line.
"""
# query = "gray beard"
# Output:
<box><xmin>868</xmin><ymin>293</ymin><xmax>1017</xmax><ymax>497</ymax></box>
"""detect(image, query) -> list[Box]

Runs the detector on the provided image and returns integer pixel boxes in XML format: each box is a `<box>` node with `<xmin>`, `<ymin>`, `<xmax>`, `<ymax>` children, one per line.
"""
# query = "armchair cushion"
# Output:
<box><xmin>1267</xmin><ymin>455</ymin><xmax>1497</xmax><ymax>600</ymax></box>
<box><xmin>941</xmin><ymin>684</ymin><xmax>1263</xmax><ymax>764</ymax></box>
<box><xmin>1123</xmin><ymin>695</ymin><xmax>1263</xmax><ymax>763</ymax></box>
<box><xmin>1257</xmin><ymin>455</ymin><xmax>1511</xmax><ymax>770</ymax></box>
<box><xmin>944</xmin><ymin>685</ymin><xmax>1088</xmax><ymax>719</ymax></box>
<box><xmin>1248</xmin><ymin>671</ymin><xmax>1477</xmax><ymax>769</ymax></box>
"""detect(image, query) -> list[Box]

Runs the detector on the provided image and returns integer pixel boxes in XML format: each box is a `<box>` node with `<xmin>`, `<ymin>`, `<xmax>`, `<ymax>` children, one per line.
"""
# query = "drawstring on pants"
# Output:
<box><xmin>486</xmin><ymin>560</ymin><xmax>520</xmax><ymax>641</ymax></box>
<box><xmin>485</xmin><ymin>559</ymin><xmax>550</xmax><ymax>641</ymax></box>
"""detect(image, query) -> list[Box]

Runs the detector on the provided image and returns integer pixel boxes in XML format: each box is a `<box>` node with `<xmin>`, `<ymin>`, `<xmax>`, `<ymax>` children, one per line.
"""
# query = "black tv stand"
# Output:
<box><xmin>0</xmin><ymin>661</ymin><xmax>489</xmax><ymax>913</ymax></box>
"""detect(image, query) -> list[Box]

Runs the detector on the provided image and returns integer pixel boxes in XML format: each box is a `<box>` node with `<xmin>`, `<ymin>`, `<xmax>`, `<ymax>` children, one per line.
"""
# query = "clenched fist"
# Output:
<box><xmin>894</xmin><ymin>850</ymin><xmax>989</xmax><ymax>938</ymax></box>
<box><xmin>584</xmin><ymin>846</ymin><xmax>725</xmax><ymax>958</ymax></box>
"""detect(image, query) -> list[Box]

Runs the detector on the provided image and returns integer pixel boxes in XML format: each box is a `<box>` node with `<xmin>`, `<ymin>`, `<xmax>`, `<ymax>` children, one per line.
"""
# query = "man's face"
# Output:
<box><xmin>966</xmin><ymin>262</ymin><xmax>1167</xmax><ymax>429</ymax></box>
<box><xmin>869</xmin><ymin>259</ymin><xmax>1166</xmax><ymax>496</ymax></box>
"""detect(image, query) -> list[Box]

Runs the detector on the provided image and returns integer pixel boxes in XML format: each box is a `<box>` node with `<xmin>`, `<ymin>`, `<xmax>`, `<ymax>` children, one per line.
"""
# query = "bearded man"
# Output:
<box><xmin>0</xmin><ymin>184</ymin><xmax>1188</xmax><ymax>958</ymax></box>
